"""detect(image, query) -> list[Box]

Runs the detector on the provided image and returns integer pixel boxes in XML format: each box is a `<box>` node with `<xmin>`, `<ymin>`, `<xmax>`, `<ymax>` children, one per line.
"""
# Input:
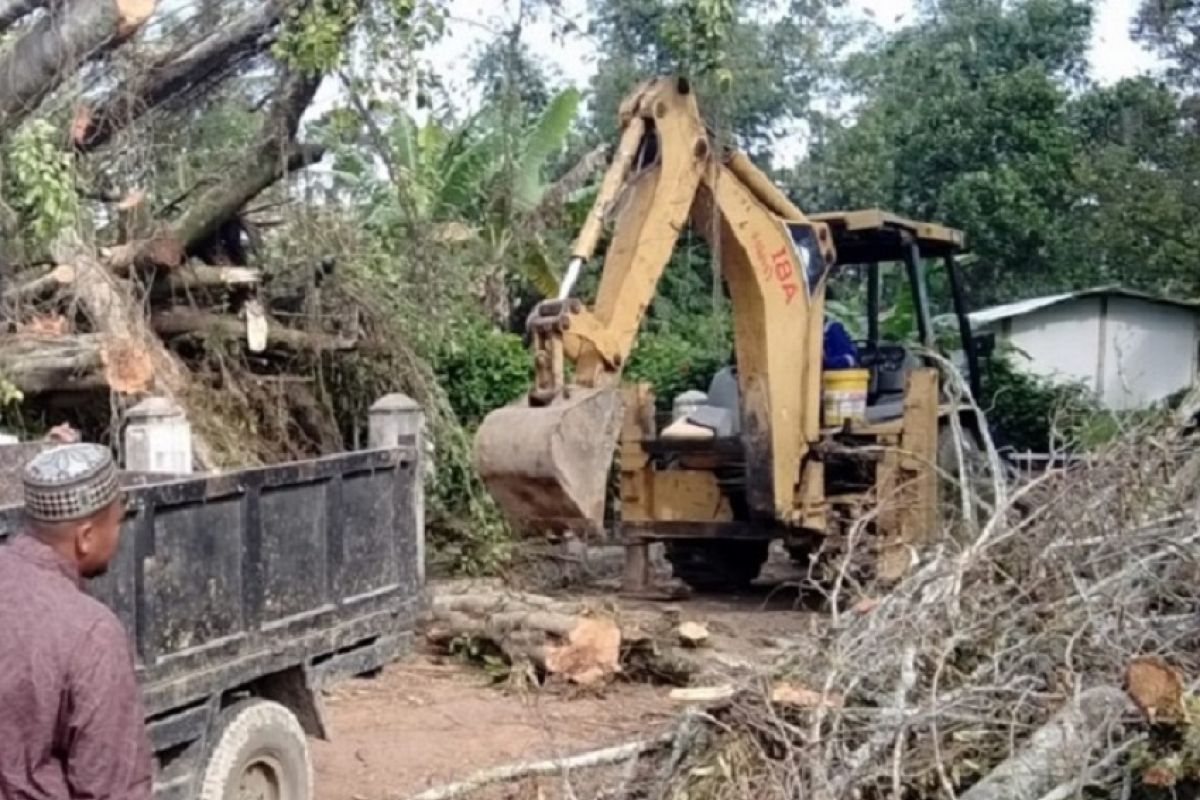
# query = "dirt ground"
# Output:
<box><xmin>313</xmin><ymin>658</ymin><xmax>674</xmax><ymax>800</ymax></box>
<box><xmin>312</xmin><ymin>552</ymin><xmax>820</xmax><ymax>800</ymax></box>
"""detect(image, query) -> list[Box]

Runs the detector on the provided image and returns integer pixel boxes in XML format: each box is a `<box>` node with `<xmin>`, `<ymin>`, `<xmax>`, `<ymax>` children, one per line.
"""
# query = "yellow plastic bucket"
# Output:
<box><xmin>822</xmin><ymin>368</ymin><xmax>870</xmax><ymax>427</ymax></box>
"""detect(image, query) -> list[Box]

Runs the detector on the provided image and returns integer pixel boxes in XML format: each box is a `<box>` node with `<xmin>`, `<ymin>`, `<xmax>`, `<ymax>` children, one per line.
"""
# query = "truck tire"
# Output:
<box><xmin>198</xmin><ymin>699</ymin><xmax>313</xmax><ymax>800</ymax></box>
<box><xmin>665</xmin><ymin>540</ymin><xmax>768</xmax><ymax>592</ymax></box>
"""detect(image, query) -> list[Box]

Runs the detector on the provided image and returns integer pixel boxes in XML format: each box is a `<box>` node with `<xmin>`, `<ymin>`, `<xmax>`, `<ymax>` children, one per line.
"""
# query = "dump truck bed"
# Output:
<box><xmin>0</xmin><ymin>441</ymin><xmax>423</xmax><ymax>799</ymax></box>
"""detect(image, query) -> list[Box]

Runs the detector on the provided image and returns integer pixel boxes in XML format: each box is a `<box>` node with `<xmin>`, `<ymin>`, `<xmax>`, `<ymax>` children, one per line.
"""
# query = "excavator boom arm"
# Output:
<box><xmin>474</xmin><ymin>77</ymin><xmax>837</xmax><ymax>534</ymax></box>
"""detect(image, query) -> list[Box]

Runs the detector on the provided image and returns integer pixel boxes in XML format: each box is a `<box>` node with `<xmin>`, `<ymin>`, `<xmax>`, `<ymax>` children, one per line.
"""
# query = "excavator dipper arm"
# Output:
<box><xmin>474</xmin><ymin>77</ymin><xmax>837</xmax><ymax>534</ymax></box>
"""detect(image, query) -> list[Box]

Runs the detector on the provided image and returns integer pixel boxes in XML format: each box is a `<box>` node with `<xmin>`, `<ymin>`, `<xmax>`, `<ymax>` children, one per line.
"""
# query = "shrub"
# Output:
<box><xmin>979</xmin><ymin>346</ymin><xmax>1096</xmax><ymax>452</ymax></box>
<box><xmin>625</xmin><ymin>313</ymin><xmax>732</xmax><ymax>412</ymax></box>
<box><xmin>430</xmin><ymin>317</ymin><xmax>533</xmax><ymax>428</ymax></box>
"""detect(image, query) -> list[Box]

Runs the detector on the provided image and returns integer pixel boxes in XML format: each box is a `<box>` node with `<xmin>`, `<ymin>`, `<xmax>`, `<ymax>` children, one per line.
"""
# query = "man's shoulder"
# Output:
<box><xmin>75</xmin><ymin>593</ymin><xmax>127</xmax><ymax>643</ymax></box>
<box><xmin>0</xmin><ymin>546</ymin><xmax>122</xmax><ymax>642</ymax></box>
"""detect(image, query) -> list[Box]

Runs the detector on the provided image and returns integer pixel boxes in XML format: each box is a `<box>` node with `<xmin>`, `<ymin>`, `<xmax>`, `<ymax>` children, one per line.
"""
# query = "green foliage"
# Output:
<box><xmin>329</xmin><ymin>86</ymin><xmax>583</xmax><ymax>310</ymax></box>
<box><xmin>3</xmin><ymin>120</ymin><xmax>78</xmax><ymax>247</ymax></box>
<box><xmin>1134</xmin><ymin>0</ymin><xmax>1200</xmax><ymax>88</ymax></box>
<box><xmin>659</xmin><ymin>0</ymin><xmax>736</xmax><ymax>84</ymax></box>
<box><xmin>587</xmin><ymin>0</ymin><xmax>845</xmax><ymax>154</ymax></box>
<box><xmin>472</xmin><ymin>36</ymin><xmax>555</xmax><ymax>119</ymax></box>
<box><xmin>0</xmin><ymin>377</ymin><xmax>24</xmax><ymax>430</ymax></box>
<box><xmin>273</xmin><ymin>0</ymin><xmax>360</xmax><ymax>73</ymax></box>
<box><xmin>978</xmin><ymin>346</ymin><xmax>1095</xmax><ymax>452</ymax></box>
<box><xmin>428</xmin><ymin>318</ymin><xmax>532</xmax><ymax>428</ymax></box>
<box><xmin>513</xmin><ymin>88</ymin><xmax>581</xmax><ymax>213</ymax></box>
<box><xmin>797</xmin><ymin>0</ymin><xmax>1094</xmax><ymax>304</ymax></box>
<box><xmin>792</xmin><ymin>0</ymin><xmax>1200</xmax><ymax>307</ymax></box>
<box><xmin>626</xmin><ymin>313</ymin><xmax>732</xmax><ymax>411</ymax></box>
<box><xmin>448</xmin><ymin>635</ymin><xmax>512</xmax><ymax>682</ymax></box>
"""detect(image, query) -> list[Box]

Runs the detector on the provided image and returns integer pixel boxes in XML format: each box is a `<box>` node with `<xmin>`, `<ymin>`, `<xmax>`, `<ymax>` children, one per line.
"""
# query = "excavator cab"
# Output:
<box><xmin>810</xmin><ymin>210</ymin><xmax>983</xmax><ymax>410</ymax></box>
<box><xmin>667</xmin><ymin>210</ymin><xmax>982</xmax><ymax>439</ymax></box>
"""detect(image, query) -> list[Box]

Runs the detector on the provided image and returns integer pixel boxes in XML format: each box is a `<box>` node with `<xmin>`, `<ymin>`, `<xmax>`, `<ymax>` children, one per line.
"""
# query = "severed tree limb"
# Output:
<box><xmin>0</xmin><ymin>0</ymin><xmax>46</xmax><ymax>32</ymax></box>
<box><xmin>152</xmin><ymin>264</ymin><xmax>260</xmax><ymax>297</ymax></box>
<box><xmin>0</xmin><ymin>331</ymin><xmax>150</xmax><ymax>393</ymax></box>
<box><xmin>106</xmin><ymin>68</ymin><xmax>327</xmax><ymax>274</ymax></box>
<box><xmin>0</xmin><ymin>0</ymin><xmax>155</xmax><ymax>135</ymax></box>
<box><xmin>403</xmin><ymin>734</ymin><xmax>673</xmax><ymax>800</ymax></box>
<box><xmin>76</xmin><ymin>0</ymin><xmax>290</xmax><ymax>150</ymax></box>
<box><xmin>0</xmin><ymin>334</ymin><xmax>109</xmax><ymax>393</ymax></box>
<box><xmin>3</xmin><ymin>263</ymin><xmax>74</xmax><ymax>304</ymax></box>
<box><xmin>959</xmin><ymin>686</ymin><xmax>1134</xmax><ymax>800</ymax></box>
<box><xmin>172</xmin><ymin>66</ymin><xmax>321</xmax><ymax>251</ymax></box>
<box><xmin>151</xmin><ymin>307</ymin><xmax>357</xmax><ymax>352</ymax></box>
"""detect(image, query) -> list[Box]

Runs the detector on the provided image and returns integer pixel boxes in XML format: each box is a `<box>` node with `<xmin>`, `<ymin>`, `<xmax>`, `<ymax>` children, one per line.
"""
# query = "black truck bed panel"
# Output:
<box><xmin>0</xmin><ymin>443</ymin><xmax>422</xmax><ymax>717</ymax></box>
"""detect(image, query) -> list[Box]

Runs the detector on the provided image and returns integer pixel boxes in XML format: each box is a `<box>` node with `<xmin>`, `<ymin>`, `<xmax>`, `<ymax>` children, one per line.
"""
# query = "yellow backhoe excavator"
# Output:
<box><xmin>474</xmin><ymin>76</ymin><xmax>989</xmax><ymax>590</ymax></box>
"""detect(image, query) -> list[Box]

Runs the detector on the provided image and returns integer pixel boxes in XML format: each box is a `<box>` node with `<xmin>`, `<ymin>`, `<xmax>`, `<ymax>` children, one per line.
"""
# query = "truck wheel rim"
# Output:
<box><xmin>237</xmin><ymin>757</ymin><xmax>284</xmax><ymax>800</ymax></box>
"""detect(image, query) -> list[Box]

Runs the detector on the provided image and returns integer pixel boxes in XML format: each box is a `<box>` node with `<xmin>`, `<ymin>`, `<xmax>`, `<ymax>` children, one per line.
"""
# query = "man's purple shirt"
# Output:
<box><xmin>0</xmin><ymin>535</ymin><xmax>152</xmax><ymax>800</ymax></box>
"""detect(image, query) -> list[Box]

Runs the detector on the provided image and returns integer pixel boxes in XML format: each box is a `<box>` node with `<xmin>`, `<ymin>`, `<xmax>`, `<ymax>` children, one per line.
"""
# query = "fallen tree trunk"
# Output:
<box><xmin>960</xmin><ymin>686</ymin><xmax>1134</xmax><ymax>800</ymax></box>
<box><xmin>0</xmin><ymin>334</ymin><xmax>153</xmax><ymax>394</ymax></box>
<box><xmin>426</xmin><ymin>585</ymin><xmax>701</xmax><ymax>686</ymax></box>
<box><xmin>0</xmin><ymin>0</ymin><xmax>155</xmax><ymax>134</ymax></box>
<box><xmin>173</xmin><ymin>68</ymin><xmax>321</xmax><ymax>251</ymax></box>
<box><xmin>151</xmin><ymin>308</ymin><xmax>356</xmax><ymax>352</ymax></box>
<box><xmin>76</xmin><ymin>0</ymin><xmax>289</xmax><ymax>150</ymax></box>
<box><xmin>104</xmin><ymin>76</ymin><xmax>326</xmax><ymax>272</ymax></box>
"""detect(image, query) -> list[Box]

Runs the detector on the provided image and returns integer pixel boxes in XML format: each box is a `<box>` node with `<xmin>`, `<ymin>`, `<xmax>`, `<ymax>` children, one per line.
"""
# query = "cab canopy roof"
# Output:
<box><xmin>810</xmin><ymin>209</ymin><xmax>966</xmax><ymax>264</ymax></box>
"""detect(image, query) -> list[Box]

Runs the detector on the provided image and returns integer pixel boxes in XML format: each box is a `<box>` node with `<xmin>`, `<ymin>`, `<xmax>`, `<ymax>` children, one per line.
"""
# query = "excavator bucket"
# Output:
<box><xmin>473</xmin><ymin>388</ymin><xmax>624</xmax><ymax>535</ymax></box>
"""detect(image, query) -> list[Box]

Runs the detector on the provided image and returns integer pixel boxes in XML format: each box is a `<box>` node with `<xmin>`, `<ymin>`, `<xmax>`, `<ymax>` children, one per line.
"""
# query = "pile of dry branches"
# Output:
<box><xmin>663</xmin><ymin>421</ymin><xmax>1200</xmax><ymax>799</ymax></box>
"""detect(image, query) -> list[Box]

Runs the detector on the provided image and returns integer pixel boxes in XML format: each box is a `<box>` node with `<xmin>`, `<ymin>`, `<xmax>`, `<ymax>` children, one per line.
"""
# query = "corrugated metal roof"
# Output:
<box><xmin>968</xmin><ymin>285</ymin><xmax>1200</xmax><ymax>326</ymax></box>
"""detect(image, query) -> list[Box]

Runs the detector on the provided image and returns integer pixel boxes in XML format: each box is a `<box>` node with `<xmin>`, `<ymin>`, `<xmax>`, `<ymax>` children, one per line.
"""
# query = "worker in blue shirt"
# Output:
<box><xmin>823</xmin><ymin>318</ymin><xmax>858</xmax><ymax>369</ymax></box>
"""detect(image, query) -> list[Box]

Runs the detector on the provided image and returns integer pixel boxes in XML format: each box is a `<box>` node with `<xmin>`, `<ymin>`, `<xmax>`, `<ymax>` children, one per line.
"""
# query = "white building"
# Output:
<box><xmin>968</xmin><ymin>286</ymin><xmax>1200</xmax><ymax>411</ymax></box>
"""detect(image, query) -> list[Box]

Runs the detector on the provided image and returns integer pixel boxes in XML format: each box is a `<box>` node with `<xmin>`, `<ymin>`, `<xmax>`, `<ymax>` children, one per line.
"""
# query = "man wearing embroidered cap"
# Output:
<box><xmin>0</xmin><ymin>444</ymin><xmax>151</xmax><ymax>800</ymax></box>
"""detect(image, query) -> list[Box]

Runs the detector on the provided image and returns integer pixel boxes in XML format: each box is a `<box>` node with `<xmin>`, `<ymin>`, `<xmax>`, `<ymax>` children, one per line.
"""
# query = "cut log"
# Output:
<box><xmin>152</xmin><ymin>264</ymin><xmax>261</xmax><ymax>297</ymax></box>
<box><xmin>101</xmin><ymin>233</ymin><xmax>186</xmax><ymax>275</ymax></box>
<box><xmin>403</xmin><ymin>735</ymin><xmax>672</xmax><ymax>800</ymax></box>
<box><xmin>959</xmin><ymin>686</ymin><xmax>1134</xmax><ymax>800</ymax></box>
<box><xmin>151</xmin><ymin>308</ymin><xmax>356</xmax><ymax>352</ymax></box>
<box><xmin>426</xmin><ymin>586</ymin><xmax>702</xmax><ymax>686</ymax></box>
<box><xmin>0</xmin><ymin>334</ymin><xmax>152</xmax><ymax>394</ymax></box>
<box><xmin>677</xmin><ymin>621</ymin><xmax>710</xmax><ymax>648</ymax></box>
<box><xmin>543</xmin><ymin>617</ymin><xmax>622</xmax><ymax>685</ymax></box>
<box><xmin>770</xmin><ymin>681</ymin><xmax>844</xmax><ymax>709</ymax></box>
<box><xmin>75</xmin><ymin>0</ymin><xmax>289</xmax><ymax>150</ymax></box>
<box><xmin>1125</xmin><ymin>656</ymin><xmax>1183</xmax><ymax>723</ymax></box>
<box><xmin>0</xmin><ymin>0</ymin><xmax>156</xmax><ymax>135</ymax></box>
